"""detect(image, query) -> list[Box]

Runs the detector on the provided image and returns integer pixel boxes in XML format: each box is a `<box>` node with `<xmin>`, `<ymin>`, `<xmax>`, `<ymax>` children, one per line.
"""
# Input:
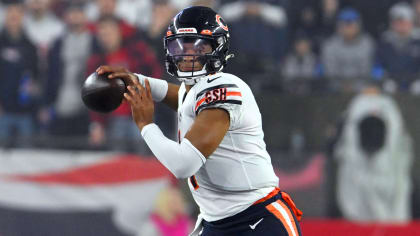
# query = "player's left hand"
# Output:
<box><xmin>124</xmin><ymin>78</ymin><xmax>154</xmax><ymax>130</ymax></box>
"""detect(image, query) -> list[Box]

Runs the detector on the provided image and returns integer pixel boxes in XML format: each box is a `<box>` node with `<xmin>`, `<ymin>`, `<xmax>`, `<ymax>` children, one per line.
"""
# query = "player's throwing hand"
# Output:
<box><xmin>96</xmin><ymin>65</ymin><xmax>138</xmax><ymax>86</ymax></box>
<box><xmin>124</xmin><ymin>79</ymin><xmax>154</xmax><ymax>130</ymax></box>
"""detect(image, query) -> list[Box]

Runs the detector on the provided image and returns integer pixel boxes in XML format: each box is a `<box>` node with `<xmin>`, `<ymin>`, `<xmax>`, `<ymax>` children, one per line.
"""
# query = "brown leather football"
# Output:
<box><xmin>81</xmin><ymin>72</ymin><xmax>126</xmax><ymax>113</ymax></box>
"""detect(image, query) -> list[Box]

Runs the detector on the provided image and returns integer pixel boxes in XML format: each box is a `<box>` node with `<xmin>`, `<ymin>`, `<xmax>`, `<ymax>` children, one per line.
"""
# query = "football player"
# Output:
<box><xmin>97</xmin><ymin>6</ymin><xmax>302</xmax><ymax>236</ymax></box>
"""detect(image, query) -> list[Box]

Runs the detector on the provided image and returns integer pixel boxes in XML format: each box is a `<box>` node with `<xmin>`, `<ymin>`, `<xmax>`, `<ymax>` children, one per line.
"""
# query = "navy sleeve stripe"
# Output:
<box><xmin>195</xmin><ymin>100</ymin><xmax>242</xmax><ymax>115</ymax></box>
<box><xmin>196</xmin><ymin>84</ymin><xmax>239</xmax><ymax>99</ymax></box>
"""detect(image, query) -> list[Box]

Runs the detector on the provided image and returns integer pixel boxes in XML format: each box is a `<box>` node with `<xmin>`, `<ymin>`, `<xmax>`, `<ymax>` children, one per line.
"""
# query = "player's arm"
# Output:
<box><xmin>141</xmin><ymin>109</ymin><xmax>229</xmax><ymax>179</ymax></box>
<box><xmin>134</xmin><ymin>72</ymin><xmax>180</xmax><ymax>110</ymax></box>
<box><xmin>96</xmin><ymin>65</ymin><xmax>179</xmax><ymax>110</ymax></box>
<box><xmin>161</xmin><ymin>83</ymin><xmax>179</xmax><ymax>110</ymax></box>
<box><xmin>184</xmin><ymin>108</ymin><xmax>229</xmax><ymax>157</ymax></box>
<box><xmin>124</xmin><ymin>78</ymin><xmax>229</xmax><ymax>179</ymax></box>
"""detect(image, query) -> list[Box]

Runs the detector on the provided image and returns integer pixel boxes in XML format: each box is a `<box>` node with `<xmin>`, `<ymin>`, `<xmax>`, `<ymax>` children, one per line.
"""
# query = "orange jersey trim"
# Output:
<box><xmin>266</xmin><ymin>201</ymin><xmax>295</xmax><ymax>236</ymax></box>
<box><xmin>278</xmin><ymin>200</ymin><xmax>299</xmax><ymax>235</ymax></box>
<box><xmin>253</xmin><ymin>187</ymin><xmax>280</xmax><ymax>205</ymax></box>
<box><xmin>226</xmin><ymin>91</ymin><xmax>242</xmax><ymax>97</ymax></box>
<box><xmin>195</xmin><ymin>97</ymin><xmax>206</xmax><ymax>111</ymax></box>
<box><xmin>194</xmin><ymin>91</ymin><xmax>242</xmax><ymax>111</ymax></box>
<box><xmin>190</xmin><ymin>175</ymin><xmax>199</xmax><ymax>190</ymax></box>
<box><xmin>266</xmin><ymin>199</ymin><xmax>300</xmax><ymax>236</ymax></box>
<box><xmin>281</xmin><ymin>192</ymin><xmax>303</xmax><ymax>222</ymax></box>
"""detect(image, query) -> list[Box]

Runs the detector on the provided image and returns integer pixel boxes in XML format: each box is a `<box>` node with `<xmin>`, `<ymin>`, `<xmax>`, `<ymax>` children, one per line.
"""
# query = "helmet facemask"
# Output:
<box><xmin>163</xmin><ymin>6</ymin><xmax>232</xmax><ymax>84</ymax></box>
<box><xmin>165</xmin><ymin>35</ymin><xmax>229</xmax><ymax>85</ymax></box>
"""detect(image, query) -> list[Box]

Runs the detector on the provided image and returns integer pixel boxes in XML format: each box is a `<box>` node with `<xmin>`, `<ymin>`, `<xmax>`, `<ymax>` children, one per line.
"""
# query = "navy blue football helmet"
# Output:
<box><xmin>164</xmin><ymin>6</ymin><xmax>233</xmax><ymax>84</ymax></box>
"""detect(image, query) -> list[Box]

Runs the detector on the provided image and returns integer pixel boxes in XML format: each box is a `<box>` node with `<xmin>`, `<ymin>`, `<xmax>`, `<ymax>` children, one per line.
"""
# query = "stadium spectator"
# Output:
<box><xmin>319</xmin><ymin>0</ymin><xmax>339</xmax><ymax>38</ymax></box>
<box><xmin>219</xmin><ymin>0</ymin><xmax>288</xmax><ymax>83</ymax></box>
<box><xmin>289</xmin><ymin>4</ymin><xmax>323</xmax><ymax>53</ymax></box>
<box><xmin>84</xmin><ymin>0</ymin><xmax>119</xmax><ymax>22</ymax></box>
<box><xmin>321</xmin><ymin>8</ymin><xmax>375</xmax><ymax>87</ymax></box>
<box><xmin>137</xmin><ymin>185</ymin><xmax>193</xmax><ymax>236</ymax></box>
<box><xmin>346</xmin><ymin>0</ymin><xmax>399</xmax><ymax>39</ymax></box>
<box><xmin>84</xmin><ymin>0</ymin><xmax>138</xmax><ymax>44</ymax></box>
<box><xmin>333</xmin><ymin>86</ymin><xmax>413</xmax><ymax>222</ymax></box>
<box><xmin>0</xmin><ymin>2</ymin><xmax>39</xmax><ymax>147</ymax></box>
<box><xmin>376</xmin><ymin>2</ymin><xmax>420</xmax><ymax>90</ymax></box>
<box><xmin>145</xmin><ymin>0</ymin><xmax>176</xmax><ymax>67</ymax></box>
<box><xmin>143</xmin><ymin>0</ymin><xmax>177</xmax><ymax>139</ymax></box>
<box><xmin>87</xmin><ymin>16</ymin><xmax>162</xmax><ymax>152</ymax></box>
<box><xmin>283</xmin><ymin>33</ymin><xmax>318</xmax><ymax>80</ymax></box>
<box><xmin>38</xmin><ymin>3</ymin><xmax>92</xmax><ymax>142</ymax></box>
<box><xmin>84</xmin><ymin>0</ymin><xmax>154</xmax><ymax>31</ymax></box>
<box><xmin>23</xmin><ymin>0</ymin><xmax>64</xmax><ymax>53</ymax></box>
<box><xmin>413</xmin><ymin>0</ymin><xmax>420</xmax><ymax>34</ymax></box>
<box><xmin>0</xmin><ymin>2</ymin><xmax>4</xmax><ymax>29</ymax></box>
<box><xmin>289</xmin><ymin>0</ymin><xmax>340</xmax><ymax>53</ymax></box>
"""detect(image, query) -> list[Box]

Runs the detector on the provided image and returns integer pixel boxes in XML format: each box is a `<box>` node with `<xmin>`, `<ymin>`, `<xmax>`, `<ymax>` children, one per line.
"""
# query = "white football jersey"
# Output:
<box><xmin>177</xmin><ymin>72</ymin><xmax>279</xmax><ymax>222</ymax></box>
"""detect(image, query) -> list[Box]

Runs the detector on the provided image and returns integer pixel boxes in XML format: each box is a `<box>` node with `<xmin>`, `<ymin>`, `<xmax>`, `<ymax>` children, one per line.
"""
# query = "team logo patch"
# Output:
<box><xmin>200</xmin><ymin>29</ymin><xmax>213</xmax><ymax>35</ymax></box>
<box><xmin>216</xmin><ymin>15</ymin><xmax>228</xmax><ymax>31</ymax></box>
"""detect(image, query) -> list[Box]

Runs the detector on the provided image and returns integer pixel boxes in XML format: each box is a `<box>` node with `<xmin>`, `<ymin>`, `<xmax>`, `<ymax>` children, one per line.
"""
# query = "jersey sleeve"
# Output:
<box><xmin>194</xmin><ymin>83</ymin><xmax>243</xmax><ymax>128</ymax></box>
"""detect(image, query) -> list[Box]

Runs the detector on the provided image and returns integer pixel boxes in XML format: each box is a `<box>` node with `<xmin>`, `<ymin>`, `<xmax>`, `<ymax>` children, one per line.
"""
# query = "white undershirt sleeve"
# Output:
<box><xmin>141</xmin><ymin>123</ymin><xmax>206</xmax><ymax>179</ymax></box>
<box><xmin>134</xmin><ymin>73</ymin><xmax>168</xmax><ymax>102</ymax></box>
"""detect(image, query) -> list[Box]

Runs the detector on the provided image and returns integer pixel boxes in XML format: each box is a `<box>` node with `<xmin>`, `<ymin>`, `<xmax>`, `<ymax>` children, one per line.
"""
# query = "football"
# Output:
<box><xmin>81</xmin><ymin>72</ymin><xmax>126</xmax><ymax>113</ymax></box>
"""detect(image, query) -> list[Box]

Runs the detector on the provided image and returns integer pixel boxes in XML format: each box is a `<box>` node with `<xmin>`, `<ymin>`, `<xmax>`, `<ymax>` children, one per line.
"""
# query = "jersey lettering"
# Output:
<box><xmin>196</xmin><ymin>84</ymin><xmax>238</xmax><ymax>100</ymax></box>
<box><xmin>195</xmin><ymin>84</ymin><xmax>242</xmax><ymax>115</ymax></box>
<box><xmin>205</xmin><ymin>88</ymin><xmax>227</xmax><ymax>103</ymax></box>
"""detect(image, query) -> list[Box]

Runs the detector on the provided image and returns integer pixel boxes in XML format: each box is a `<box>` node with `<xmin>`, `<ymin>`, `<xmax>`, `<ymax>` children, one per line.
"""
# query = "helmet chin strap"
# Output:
<box><xmin>176</xmin><ymin>64</ymin><xmax>208</xmax><ymax>85</ymax></box>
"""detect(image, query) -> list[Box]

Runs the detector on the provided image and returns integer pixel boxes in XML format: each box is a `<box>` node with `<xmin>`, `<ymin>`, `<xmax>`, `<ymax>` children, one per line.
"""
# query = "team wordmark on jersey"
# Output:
<box><xmin>195</xmin><ymin>84</ymin><xmax>242</xmax><ymax>115</ymax></box>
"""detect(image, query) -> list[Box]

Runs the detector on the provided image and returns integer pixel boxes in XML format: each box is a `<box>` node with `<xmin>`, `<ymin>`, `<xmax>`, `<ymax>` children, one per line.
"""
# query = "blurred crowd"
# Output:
<box><xmin>1</xmin><ymin>0</ymin><xmax>420</xmax><ymax>230</ymax></box>
<box><xmin>2</xmin><ymin>0</ymin><xmax>420</xmax><ymax>150</ymax></box>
